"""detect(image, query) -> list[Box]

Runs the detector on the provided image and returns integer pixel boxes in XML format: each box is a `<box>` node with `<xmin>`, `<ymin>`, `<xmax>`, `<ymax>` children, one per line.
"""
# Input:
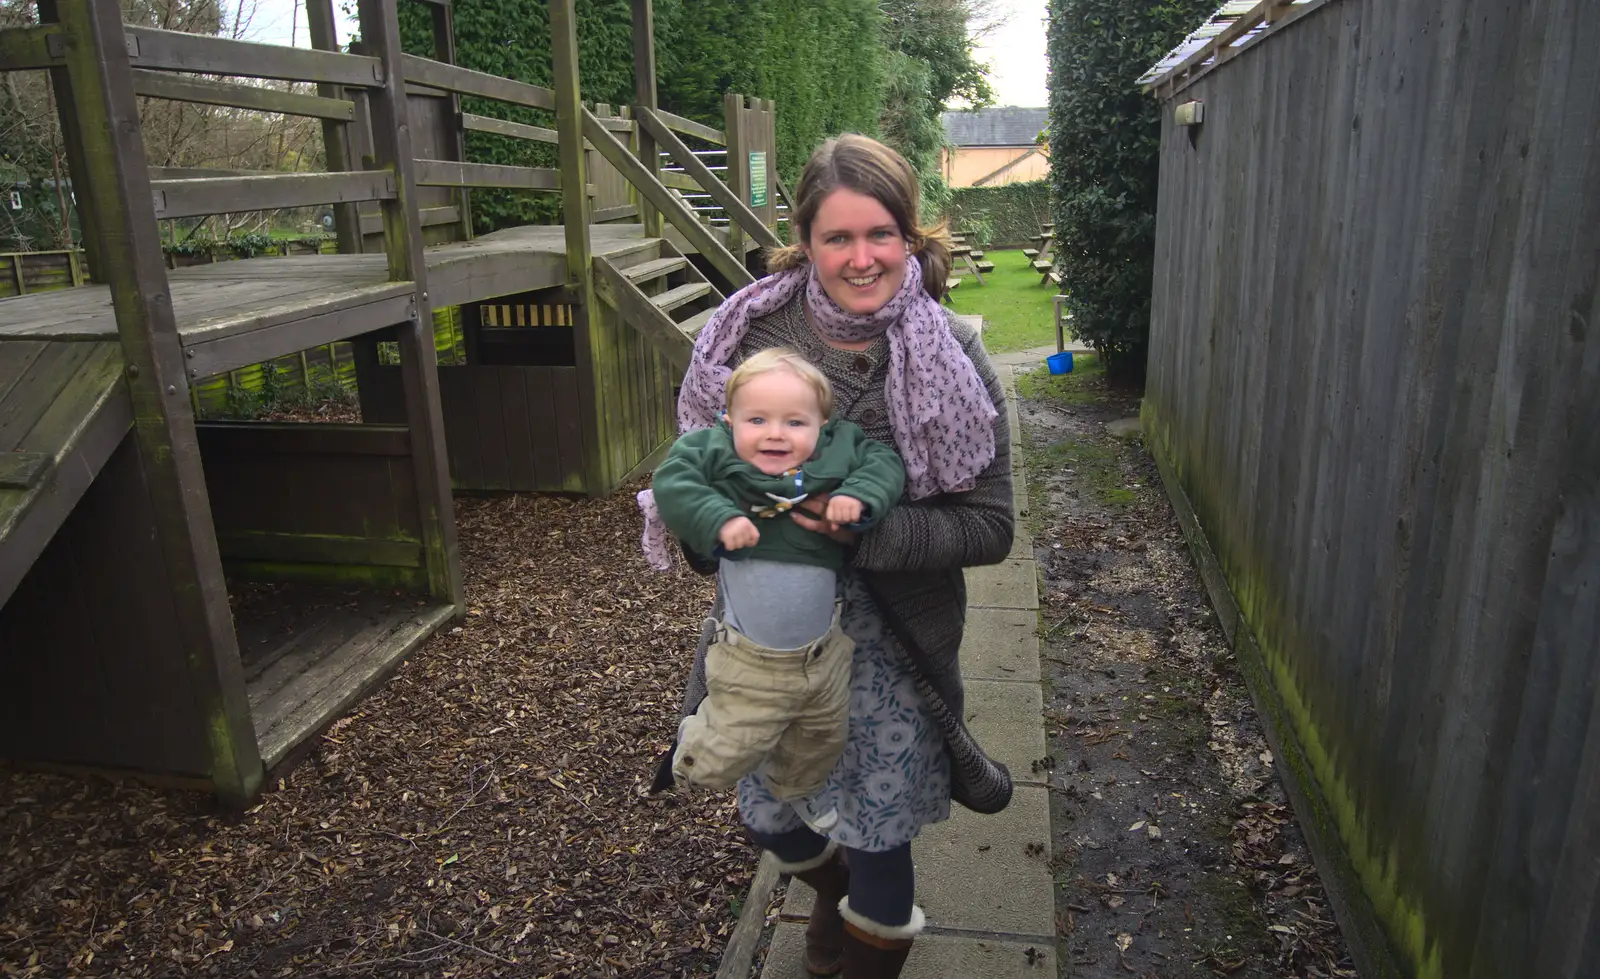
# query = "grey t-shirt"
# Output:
<box><xmin>718</xmin><ymin>558</ymin><xmax>837</xmax><ymax>650</ymax></box>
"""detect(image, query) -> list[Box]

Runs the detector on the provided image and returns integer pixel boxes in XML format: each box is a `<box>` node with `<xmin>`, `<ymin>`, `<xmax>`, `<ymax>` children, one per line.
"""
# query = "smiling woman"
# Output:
<box><xmin>642</xmin><ymin>133</ymin><xmax>1016</xmax><ymax>979</ymax></box>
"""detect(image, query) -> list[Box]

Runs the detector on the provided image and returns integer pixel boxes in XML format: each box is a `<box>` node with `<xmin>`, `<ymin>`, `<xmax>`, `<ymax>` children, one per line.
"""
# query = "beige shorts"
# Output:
<box><xmin>673</xmin><ymin>613</ymin><xmax>854</xmax><ymax>800</ymax></box>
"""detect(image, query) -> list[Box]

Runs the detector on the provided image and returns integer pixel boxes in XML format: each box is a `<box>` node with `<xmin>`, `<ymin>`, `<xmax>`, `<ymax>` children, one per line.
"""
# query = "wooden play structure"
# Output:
<box><xmin>0</xmin><ymin>0</ymin><xmax>786</xmax><ymax>802</ymax></box>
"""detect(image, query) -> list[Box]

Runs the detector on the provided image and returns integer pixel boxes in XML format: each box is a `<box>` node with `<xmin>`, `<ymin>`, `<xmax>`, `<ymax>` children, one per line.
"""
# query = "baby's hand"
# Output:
<box><xmin>718</xmin><ymin>516</ymin><xmax>760</xmax><ymax>550</ymax></box>
<box><xmin>825</xmin><ymin>495</ymin><xmax>865</xmax><ymax>525</ymax></box>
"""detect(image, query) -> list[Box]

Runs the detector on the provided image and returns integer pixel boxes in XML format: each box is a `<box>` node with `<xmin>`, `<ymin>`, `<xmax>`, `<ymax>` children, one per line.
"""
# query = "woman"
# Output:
<box><xmin>647</xmin><ymin>134</ymin><xmax>1014</xmax><ymax>978</ymax></box>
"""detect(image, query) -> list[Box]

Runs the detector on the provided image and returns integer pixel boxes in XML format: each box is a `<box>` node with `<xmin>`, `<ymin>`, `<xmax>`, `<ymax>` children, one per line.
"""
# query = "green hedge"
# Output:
<box><xmin>397</xmin><ymin>0</ymin><xmax>886</xmax><ymax>232</ymax></box>
<box><xmin>1045</xmin><ymin>0</ymin><xmax>1212</xmax><ymax>377</ymax></box>
<box><xmin>944</xmin><ymin>180</ymin><xmax>1052</xmax><ymax>249</ymax></box>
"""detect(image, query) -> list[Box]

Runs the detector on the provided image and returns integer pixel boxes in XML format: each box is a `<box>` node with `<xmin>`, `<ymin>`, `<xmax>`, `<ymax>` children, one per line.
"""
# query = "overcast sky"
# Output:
<box><xmin>969</xmin><ymin>0</ymin><xmax>1050</xmax><ymax>108</ymax></box>
<box><xmin>242</xmin><ymin>0</ymin><xmax>1049</xmax><ymax>107</ymax></box>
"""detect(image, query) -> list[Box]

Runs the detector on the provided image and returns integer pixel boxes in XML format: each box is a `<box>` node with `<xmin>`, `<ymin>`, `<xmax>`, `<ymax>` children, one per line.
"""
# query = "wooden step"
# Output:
<box><xmin>624</xmin><ymin>256</ymin><xmax>690</xmax><ymax>283</ymax></box>
<box><xmin>678</xmin><ymin>307</ymin><xmax>717</xmax><ymax>339</ymax></box>
<box><xmin>976</xmin><ymin>261</ymin><xmax>995</xmax><ymax>273</ymax></box>
<box><xmin>969</xmin><ymin>250</ymin><xmax>984</xmax><ymax>260</ymax></box>
<box><xmin>1031</xmin><ymin>261</ymin><xmax>1053</xmax><ymax>273</ymax></box>
<box><xmin>1022</xmin><ymin>248</ymin><xmax>1039</xmax><ymax>258</ymax></box>
<box><xmin>652</xmin><ymin>281</ymin><xmax>712</xmax><ymax>313</ymax></box>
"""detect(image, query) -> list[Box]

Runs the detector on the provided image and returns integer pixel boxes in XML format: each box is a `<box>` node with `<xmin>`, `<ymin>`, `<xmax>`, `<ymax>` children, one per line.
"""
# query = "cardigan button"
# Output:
<box><xmin>852</xmin><ymin>355</ymin><xmax>872</xmax><ymax>374</ymax></box>
<box><xmin>860</xmin><ymin>408</ymin><xmax>881</xmax><ymax>426</ymax></box>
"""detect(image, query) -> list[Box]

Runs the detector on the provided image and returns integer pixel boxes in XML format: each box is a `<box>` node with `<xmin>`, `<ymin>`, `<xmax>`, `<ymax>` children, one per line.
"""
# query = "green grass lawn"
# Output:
<box><xmin>947</xmin><ymin>248</ymin><xmax>1061</xmax><ymax>353</ymax></box>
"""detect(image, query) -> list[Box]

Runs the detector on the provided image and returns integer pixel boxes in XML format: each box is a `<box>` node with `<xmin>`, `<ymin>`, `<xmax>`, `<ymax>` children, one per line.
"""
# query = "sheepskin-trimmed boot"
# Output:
<box><xmin>774</xmin><ymin>842</ymin><xmax>850</xmax><ymax>976</ymax></box>
<box><xmin>839</xmin><ymin>898</ymin><xmax>923</xmax><ymax>978</ymax></box>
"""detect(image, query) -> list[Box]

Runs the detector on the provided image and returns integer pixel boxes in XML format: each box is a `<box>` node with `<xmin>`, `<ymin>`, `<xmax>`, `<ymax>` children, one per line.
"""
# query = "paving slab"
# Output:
<box><xmin>762</xmin><ymin>923</ymin><xmax>1056</xmax><ymax>978</ymax></box>
<box><xmin>959</xmin><ymin>607</ymin><xmax>1041</xmax><ymax>682</ymax></box>
<box><xmin>965</xmin><ymin>559</ymin><xmax>1039</xmax><ymax>610</ymax></box>
<box><xmin>963</xmin><ymin>678</ymin><xmax>1048</xmax><ymax>787</ymax></box>
<box><xmin>911</xmin><ymin>785</ymin><xmax>1054</xmax><ymax>937</ymax></box>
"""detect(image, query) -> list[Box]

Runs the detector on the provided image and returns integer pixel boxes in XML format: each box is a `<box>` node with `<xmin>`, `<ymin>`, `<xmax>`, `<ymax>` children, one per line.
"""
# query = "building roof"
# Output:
<box><xmin>941</xmin><ymin>107</ymin><xmax>1049</xmax><ymax>147</ymax></box>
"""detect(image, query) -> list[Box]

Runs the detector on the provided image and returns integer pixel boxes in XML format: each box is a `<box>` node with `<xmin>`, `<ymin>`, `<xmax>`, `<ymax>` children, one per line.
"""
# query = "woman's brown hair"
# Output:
<box><xmin>767</xmin><ymin>134</ymin><xmax>951</xmax><ymax>300</ymax></box>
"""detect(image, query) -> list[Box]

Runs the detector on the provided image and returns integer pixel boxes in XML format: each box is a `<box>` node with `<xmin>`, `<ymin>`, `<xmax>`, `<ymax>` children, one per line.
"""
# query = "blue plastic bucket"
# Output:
<box><xmin>1047</xmin><ymin>351</ymin><xmax>1074</xmax><ymax>375</ymax></box>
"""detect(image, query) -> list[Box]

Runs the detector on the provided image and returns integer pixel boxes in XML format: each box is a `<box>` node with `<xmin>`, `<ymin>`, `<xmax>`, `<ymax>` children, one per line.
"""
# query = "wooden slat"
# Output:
<box><xmin>216</xmin><ymin>532</ymin><xmax>423</xmax><ymax>567</ymax></box>
<box><xmin>0</xmin><ymin>452</ymin><xmax>50</xmax><ymax>489</ymax></box>
<box><xmin>151</xmin><ymin>171</ymin><xmax>396</xmax><ymax>219</ymax></box>
<box><xmin>125</xmin><ymin>25</ymin><xmax>383</xmax><ymax>87</ymax></box>
<box><xmin>497</xmin><ymin>367</ymin><xmax>537</xmax><ymax>490</ymax></box>
<box><xmin>0</xmin><ymin>25</ymin><xmax>59</xmax><ymax>70</ymax></box>
<box><xmin>593</xmin><ymin>204</ymin><xmax>639</xmax><ymax>223</ymax></box>
<box><xmin>638</xmin><ymin>105</ymin><xmax>779</xmax><ymax>249</ymax></box>
<box><xmin>655</xmin><ymin>108</ymin><xmax>724</xmax><ymax>146</ymax></box>
<box><xmin>624</xmin><ymin>256</ymin><xmax>688</xmax><ymax>282</ymax></box>
<box><xmin>414</xmin><ymin>159</ymin><xmax>561</xmax><ymax>190</ymax></box>
<box><xmin>195</xmin><ymin>422</ymin><xmax>410</xmax><ymax>457</ymax></box>
<box><xmin>183</xmin><ymin>288</ymin><xmax>414</xmax><ymax>377</ymax></box>
<box><xmin>255</xmin><ymin>605</ymin><xmax>453</xmax><ymax>768</ymax></box>
<box><xmin>651</xmin><ymin>280</ymin><xmax>711</xmax><ymax>313</ymax></box>
<box><xmin>360</xmin><ymin>204</ymin><xmax>460</xmax><ymax>236</ymax></box>
<box><xmin>658</xmin><ymin>169</ymin><xmax>703</xmax><ymax>193</ymax></box>
<box><xmin>462</xmin><ymin>112</ymin><xmax>558</xmax><ymax>143</ymax></box>
<box><xmin>400</xmin><ymin>53</ymin><xmax>554</xmax><ymax>110</ymax></box>
<box><xmin>131</xmin><ymin>69</ymin><xmax>355</xmax><ymax>119</ymax></box>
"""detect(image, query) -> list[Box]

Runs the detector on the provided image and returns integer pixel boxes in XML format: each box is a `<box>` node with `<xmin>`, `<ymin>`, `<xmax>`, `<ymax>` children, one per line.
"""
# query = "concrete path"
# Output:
<box><xmin>729</xmin><ymin>361</ymin><xmax>1058</xmax><ymax>978</ymax></box>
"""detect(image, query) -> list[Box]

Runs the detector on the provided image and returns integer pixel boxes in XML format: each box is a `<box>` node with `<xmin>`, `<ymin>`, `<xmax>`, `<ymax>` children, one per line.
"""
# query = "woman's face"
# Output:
<box><xmin>803</xmin><ymin>187</ymin><xmax>909</xmax><ymax>315</ymax></box>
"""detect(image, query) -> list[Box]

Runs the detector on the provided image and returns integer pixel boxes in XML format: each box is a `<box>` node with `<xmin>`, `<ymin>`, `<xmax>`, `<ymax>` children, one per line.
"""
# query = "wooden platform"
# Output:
<box><xmin>232</xmin><ymin>582</ymin><xmax>454</xmax><ymax>769</ymax></box>
<box><xmin>0</xmin><ymin>224</ymin><xmax>656</xmax><ymax>377</ymax></box>
<box><xmin>0</xmin><ymin>340</ymin><xmax>132</xmax><ymax>608</ymax></box>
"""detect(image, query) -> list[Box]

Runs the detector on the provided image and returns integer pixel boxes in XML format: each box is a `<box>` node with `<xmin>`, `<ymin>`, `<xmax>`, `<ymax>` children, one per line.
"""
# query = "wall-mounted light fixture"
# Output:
<box><xmin>1174</xmin><ymin>100</ymin><xmax>1205</xmax><ymax>127</ymax></box>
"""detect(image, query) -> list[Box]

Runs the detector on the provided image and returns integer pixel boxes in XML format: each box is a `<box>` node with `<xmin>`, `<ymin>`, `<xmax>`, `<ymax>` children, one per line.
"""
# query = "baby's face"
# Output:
<box><xmin>726</xmin><ymin>369</ymin><xmax>824</xmax><ymax>475</ymax></box>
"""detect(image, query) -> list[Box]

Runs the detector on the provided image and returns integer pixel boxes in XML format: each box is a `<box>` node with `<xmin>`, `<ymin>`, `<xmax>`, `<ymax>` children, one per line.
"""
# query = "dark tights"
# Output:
<box><xmin>747</xmin><ymin>823</ymin><xmax>914</xmax><ymax>928</ymax></box>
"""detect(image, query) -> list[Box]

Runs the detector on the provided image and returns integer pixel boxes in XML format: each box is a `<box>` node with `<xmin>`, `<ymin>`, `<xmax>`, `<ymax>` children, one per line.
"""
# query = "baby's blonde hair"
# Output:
<box><xmin>726</xmin><ymin>347</ymin><xmax>834</xmax><ymax>419</ymax></box>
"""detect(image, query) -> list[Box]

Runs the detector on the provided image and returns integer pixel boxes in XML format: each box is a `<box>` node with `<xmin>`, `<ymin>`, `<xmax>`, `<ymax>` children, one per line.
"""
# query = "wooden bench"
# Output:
<box><xmin>976</xmin><ymin>261</ymin><xmax>995</xmax><ymax>273</ymax></box>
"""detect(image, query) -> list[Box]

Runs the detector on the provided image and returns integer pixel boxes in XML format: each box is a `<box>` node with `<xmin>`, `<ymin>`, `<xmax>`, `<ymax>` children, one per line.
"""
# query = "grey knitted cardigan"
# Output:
<box><xmin>653</xmin><ymin>293</ymin><xmax>1016</xmax><ymax>814</ymax></box>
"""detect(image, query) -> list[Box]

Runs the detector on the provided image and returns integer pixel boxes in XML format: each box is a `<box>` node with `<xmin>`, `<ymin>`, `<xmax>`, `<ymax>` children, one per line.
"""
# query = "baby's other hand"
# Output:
<box><xmin>718</xmin><ymin>516</ymin><xmax>760</xmax><ymax>550</ymax></box>
<box><xmin>825</xmin><ymin>495</ymin><xmax>865</xmax><ymax>525</ymax></box>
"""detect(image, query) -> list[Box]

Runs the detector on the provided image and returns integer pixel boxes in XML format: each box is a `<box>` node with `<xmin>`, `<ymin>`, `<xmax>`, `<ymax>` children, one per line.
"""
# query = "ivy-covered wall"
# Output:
<box><xmin>943</xmin><ymin>180</ymin><xmax>1051</xmax><ymax>248</ymax></box>
<box><xmin>397</xmin><ymin>0</ymin><xmax>887</xmax><ymax>232</ymax></box>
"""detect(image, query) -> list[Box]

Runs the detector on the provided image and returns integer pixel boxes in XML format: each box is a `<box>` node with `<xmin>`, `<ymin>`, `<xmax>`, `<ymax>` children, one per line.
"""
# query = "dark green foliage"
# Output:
<box><xmin>1045</xmin><ymin>0</ymin><xmax>1211</xmax><ymax>377</ymax></box>
<box><xmin>395</xmin><ymin>0</ymin><xmax>888</xmax><ymax>231</ymax></box>
<box><xmin>945</xmin><ymin>180</ymin><xmax>1052</xmax><ymax>248</ymax></box>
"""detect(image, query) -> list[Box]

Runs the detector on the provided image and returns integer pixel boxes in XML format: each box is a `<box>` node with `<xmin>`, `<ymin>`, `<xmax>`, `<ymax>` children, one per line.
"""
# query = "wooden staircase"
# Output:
<box><xmin>593</xmin><ymin>239</ymin><xmax>725</xmax><ymax>374</ymax></box>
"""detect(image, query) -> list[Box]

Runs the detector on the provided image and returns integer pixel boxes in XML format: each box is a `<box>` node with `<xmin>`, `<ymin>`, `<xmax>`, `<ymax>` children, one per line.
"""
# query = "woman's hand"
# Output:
<box><xmin>791</xmin><ymin>494</ymin><xmax>858</xmax><ymax>544</ymax></box>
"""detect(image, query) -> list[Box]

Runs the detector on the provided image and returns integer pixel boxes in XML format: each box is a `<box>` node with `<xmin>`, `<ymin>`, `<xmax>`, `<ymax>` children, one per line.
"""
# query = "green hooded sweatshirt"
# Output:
<box><xmin>653</xmin><ymin>418</ymin><xmax>906</xmax><ymax>570</ymax></box>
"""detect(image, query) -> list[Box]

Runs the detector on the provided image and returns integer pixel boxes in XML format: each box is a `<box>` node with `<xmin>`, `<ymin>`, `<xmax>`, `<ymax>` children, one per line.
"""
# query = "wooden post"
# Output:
<box><xmin>36</xmin><ymin>0</ymin><xmax>105</xmax><ymax>282</ymax></box>
<box><xmin>631</xmin><ymin>0</ymin><xmax>661</xmax><ymax>237</ymax></box>
<box><xmin>430</xmin><ymin>0</ymin><xmax>473</xmax><ymax>244</ymax></box>
<box><xmin>10</xmin><ymin>254</ymin><xmax>23</xmax><ymax>295</ymax></box>
<box><xmin>724</xmin><ymin>93</ymin><xmax>746</xmax><ymax>261</ymax></box>
<box><xmin>305</xmin><ymin>0</ymin><xmax>362</xmax><ymax>254</ymax></box>
<box><xmin>356</xmin><ymin>0</ymin><xmax>463</xmax><ymax>608</ymax></box>
<box><xmin>551</xmin><ymin>0</ymin><xmax>608</xmax><ymax>496</ymax></box>
<box><xmin>47</xmin><ymin>0</ymin><xmax>261</xmax><ymax>804</ymax></box>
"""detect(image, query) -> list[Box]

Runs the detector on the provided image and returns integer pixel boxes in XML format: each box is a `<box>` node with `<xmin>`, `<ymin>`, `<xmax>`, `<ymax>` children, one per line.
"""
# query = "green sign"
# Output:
<box><xmin>748</xmin><ymin>151</ymin><xmax>768</xmax><ymax>208</ymax></box>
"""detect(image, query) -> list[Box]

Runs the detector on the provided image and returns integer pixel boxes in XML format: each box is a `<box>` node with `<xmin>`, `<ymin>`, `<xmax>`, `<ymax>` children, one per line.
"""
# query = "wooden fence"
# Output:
<box><xmin>0</xmin><ymin>249</ymin><xmax>85</xmax><ymax>297</ymax></box>
<box><xmin>1143</xmin><ymin>2</ymin><xmax>1599</xmax><ymax>979</ymax></box>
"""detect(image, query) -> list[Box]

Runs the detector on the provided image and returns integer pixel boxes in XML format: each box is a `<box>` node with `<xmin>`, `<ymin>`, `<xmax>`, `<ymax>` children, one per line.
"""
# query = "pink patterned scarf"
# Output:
<box><xmin>638</xmin><ymin>258</ymin><xmax>996</xmax><ymax>569</ymax></box>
